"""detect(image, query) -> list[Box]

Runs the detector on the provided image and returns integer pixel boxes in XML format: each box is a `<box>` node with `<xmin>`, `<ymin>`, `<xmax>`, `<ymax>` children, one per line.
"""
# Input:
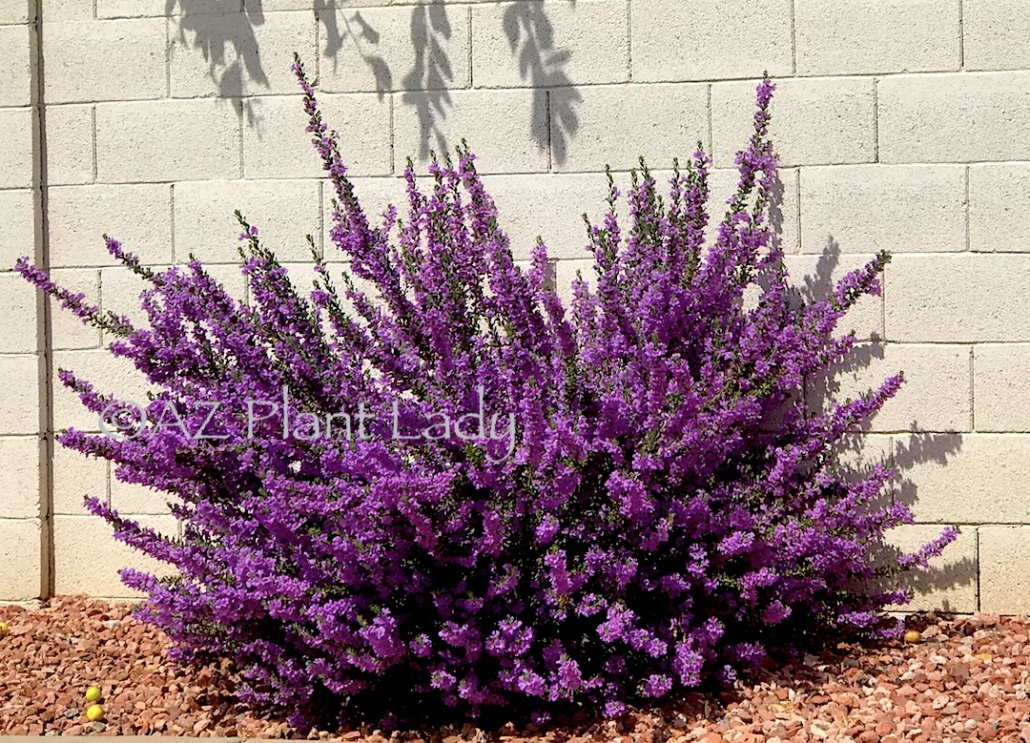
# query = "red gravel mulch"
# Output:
<box><xmin>2</xmin><ymin>596</ymin><xmax>1030</xmax><ymax>741</ymax></box>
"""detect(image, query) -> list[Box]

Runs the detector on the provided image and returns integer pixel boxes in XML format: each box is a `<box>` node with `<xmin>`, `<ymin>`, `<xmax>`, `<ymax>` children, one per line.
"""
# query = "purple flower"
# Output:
<box><xmin>16</xmin><ymin>58</ymin><xmax>956</xmax><ymax>729</ymax></box>
<box><xmin>642</xmin><ymin>674</ymin><xmax>673</xmax><ymax>697</ymax></box>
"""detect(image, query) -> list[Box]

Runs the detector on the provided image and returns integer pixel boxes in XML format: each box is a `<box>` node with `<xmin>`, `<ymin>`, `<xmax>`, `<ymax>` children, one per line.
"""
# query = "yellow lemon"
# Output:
<box><xmin>85</xmin><ymin>686</ymin><xmax>102</xmax><ymax>703</ymax></box>
<box><xmin>903</xmin><ymin>629</ymin><xmax>921</xmax><ymax>644</ymax></box>
<box><xmin>0</xmin><ymin>621</ymin><xmax>8</xmax><ymax>637</ymax></box>
<box><xmin>86</xmin><ymin>704</ymin><xmax>104</xmax><ymax>722</ymax></box>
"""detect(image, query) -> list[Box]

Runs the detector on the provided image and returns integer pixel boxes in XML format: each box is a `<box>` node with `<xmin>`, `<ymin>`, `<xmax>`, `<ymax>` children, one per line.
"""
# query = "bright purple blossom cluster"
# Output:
<box><xmin>18</xmin><ymin>57</ymin><xmax>957</xmax><ymax>729</ymax></box>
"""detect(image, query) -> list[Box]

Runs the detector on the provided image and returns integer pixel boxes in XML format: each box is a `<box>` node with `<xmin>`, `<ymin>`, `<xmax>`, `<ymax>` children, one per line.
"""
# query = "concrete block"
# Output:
<box><xmin>98</xmin><ymin>262</ymin><xmax>250</xmax><ymax>348</ymax></box>
<box><xmin>883</xmin><ymin>524</ymin><xmax>977</xmax><ymax>613</ymax></box>
<box><xmin>969</xmin><ymin>164</ymin><xmax>1030</xmax><ymax>253</ymax></box>
<box><xmin>822</xmin><ymin>436</ymin><xmax>894</xmax><ymax>523</ymax></box>
<box><xmin>964</xmin><ymin>0</ymin><xmax>1030</xmax><ymax>71</ymax></box>
<box><xmin>809</xmin><ymin>343</ymin><xmax>971</xmax><ymax>433</ymax></box>
<box><xmin>324</xmin><ymin>176</ymin><xmax>406</xmax><ymax>257</ymax></box>
<box><xmin>782</xmin><ymin>252</ymin><xmax>884</xmax><ymax>341</ymax></box>
<box><xmin>974</xmin><ymin>345</ymin><xmax>1030</xmax><ymax>433</ymax></box>
<box><xmin>0</xmin><ymin>436</ymin><xmax>41</xmax><ymax>519</ymax></box>
<box><xmin>0</xmin><ymin>25</ymin><xmax>32</xmax><ymax>107</ymax></box>
<box><xmin>0</xmin><ymin>271</ymin><xmax>38</xmax><ymax>353</ymax></box>
<box><xmin>174</xmin><ymin>179</ymin><xmax>321</xmax><ymax>264</ymax></box>
<box><xmin>554</xmin><ymin>258</ymin><xmax>595</xmax><ymax>310</ymax></box>
<box><xmin>98</xmin><ymin>266</ymin><xmax>154</xmax><ymax>332</ymax></box>
<box><xmin>0</xmin><ymin>355</ymin><xmax>40</xmax><ymax>435</ymax></box>
<box><xmin>40</xmin><ymin>0</ymin><xmax>92</xmax><ymax>21</ymax></box>
<box><xmin>0</xmin><ymin>189</ymin><xmax>35</xmax><ymax>270</ymax></box>
<box><xmin>0</xmin><ymin>519</ymin><xmax>41</xmax><ymax>600</ymax></box>
<box><xmin>552</xmin><ymin>83</ymin><xmax>708</xmax><ymax>173</ymax></box>
<box><xmin>48</xmin><ymin>184</ymin><xmax>172</xmax><ymax>267</ymax></box>
<box><xmin>0</xmin><ymin>0</ymin><xmax>29</xmax><ymax>24</ymax></box>
<box><xmin>800</xmin><ymin>165</ymin><xmax>966</xmax><ymax>254</ymax></box>
<box><xmin>96</xmin><ymin>100</ymin><xmax>241</xmax><ymax>183</ymax></box>
<box><xmin>43</xmin><ymin>20</ymin><xmax>166</xmax><ymax>104</ymax></box>
<box><xmin>52</xmin><ymin>349</ymin><xmax>151</xmax><ymax>433</ymax></box>
<box><xmin>170</xmin><ymin>10</ymin><xmax>316</xmax><ymax>98</ymax></box>
<box><xmin>261</xmin><ymin>0</ymin><xmax>371</xmax><ymax>8</ymax></box>
<box><xmin>833</xmin><ymin>433</ymin><xmax>894</xmax><ymax>490</ymax></box>
<box><xmin>0</xmin><ymin>107</ymin><xmax>34</xmax><ymax>190</ymax></box>
<box><xmin>885</xmin><ymin>254</ymin><xmax>1030</xmax><ymax>342</ymax></box>
<box><xmin>980</xmin><ymin>527</ymin><xmax>1030</xmax><ymax>614</ymax></box>
<box><xmin>45</xmin><ymin>104</ymin><xmax>94</xmax><ymax>186</ymax></box>
<box><xmin>706</xmin><ymin>166</ymin><xmax>800</xmax><ymax>253</ymax></box>
<box><xmin>276</xmin><ymin>260</ymin><xmax>334</xmax><ymax>297</ymax></box>
<box><xmin>480</xmin><ymin>172</ymin><xmax>610</xmax><ymax>260</ymax></box>
<box><xmin>712</xmin><ymin>77</ymin><xmax>875</xmax><ymax>168</ymax></box>
<box><xmin>49</xmin><ymin>268</ymin><xmax>102</xmax><ymax>350</ymax></box>
<box><xmin>795</xmin><ymin>0</ymin><xmax>959</xmax><ymax>75</ymax></box>
<box><xmin>243</xmin><ymin>94</ymin><xmax>391</xmax><ymax>178</ymax></box>
<box><xmin>193</xmin><ymin>261</ymin><xmax>249</xmax><ymax>307</ymax></box>
<box><xmin>394</xmin><ymin>87</ymin><xmax>548</xmax><ymax>174</ymax></box>
<box><xmin>879</xmin><ymin>73</ymin><xmax>1030</xmax><ymax>163</ymax></box>
<box><xmin>97</xmin><ymin>0</ymin><xmax>168</xmax><ymax>17</ymax></box>
<box><xmin>53</xmin><ymin>444</ymin><xmax>107</xmax><ymax>516</ymax></box>
<box><xmin>895</xmin><ymin>433</ymin><xmax>1030</xmax><ymax>523</ymax></box>
<box><xmin>249</xmin><ymin>0</ymin><xmax>313</xmax><ymax>7</ymax></box>
<box><xmin>632</xmin><ymin>0</ymin><xmax>791</xmax><ymax>81</ymax></box>
<box><xmin>111</xmin><ymin>470</ymin><xmax>172</xmax><ymax>515</ymax></box>
<box><xmin>479</xmin><ymin>165</ymin><xmax>796</xmax><ymax>262</ymax></box>
<box><xmin>99</xmin><ymin>0</ymin><xmax>241</xmax><ymax>17</ymax></box>
<box><xmin>53</xmin><ymin>514</ymin><xmax>178</xmax><ymax>598</ymax></box>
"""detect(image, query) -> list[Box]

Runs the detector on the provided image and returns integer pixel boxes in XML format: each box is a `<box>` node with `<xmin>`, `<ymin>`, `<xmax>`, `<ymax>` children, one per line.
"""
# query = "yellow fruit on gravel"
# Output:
<box><xmin>86</xmin><ymin>704</ymin><xmax>104</xmax><ymax>722</ymax></box>
<box><xmin>0</xmin><ymin>621</ymin><xmax>8</xmax><ymax>636</ymax></box>
<box><xmin>904</xmin><ymin>629</ymin><xmax>922</xmax><ymax>643</ymax></box>
<box><xmin>85</xmin><ymin>686</ymin><xmax>102</xmax><ymax>703</ymax></box>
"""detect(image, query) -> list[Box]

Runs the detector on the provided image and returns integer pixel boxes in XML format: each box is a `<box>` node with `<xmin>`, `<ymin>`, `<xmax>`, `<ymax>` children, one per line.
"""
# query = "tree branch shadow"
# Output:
<box><xmin>400</xmin><ymin>4</ymin><xmax>455</xmax><ymax>160</ymax></box>
<box><xmin>316</xmin><ymin>1</ymin><xmax>581</xmax><ymax>164</ymax></box>
<box><xmin>168</xmin><ymin>1</ymin><xmax>584</xmax><ymax>163</ymax></box>
<box><xmin>502</xmin><ymin>1</ymin><xmax>580</xmax><ymax>165</ymax></box>
<box><xmin>317</xmin><ymin>1</ymin><xmax>454</xmax><ymax>160</ymax></box>
<box><xmin>317</xmin><ymin>0</ymin><xmax>392</xmax><ymax>98</ymax></box>
<box><xmin>167</xmin><ymin>0</ymin><xmax>268</xmax><ymax>126</ymax></box>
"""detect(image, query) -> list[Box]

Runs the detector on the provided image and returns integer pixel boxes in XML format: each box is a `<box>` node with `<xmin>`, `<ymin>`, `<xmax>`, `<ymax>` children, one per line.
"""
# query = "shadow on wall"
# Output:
<box><xmin>890</xmin><ymin>433</ymin><xmax>970</xmax><ymax>612</ymax></box>
<box><xmin>501</xmin><ymin>1</ymin><xmax>580</xmax><ymax>165</ymax></box>
<box><xmin>166</xmin><ymin>0</ymin><xmax>580</xmax><ymax>164</ymax></box>
<box><xmin>795</xmin><ymin>235</ymin><xmax>971</xmax><ymax>610</ymax></box>
<box><xmin>167</xmin><ymin>0</ymin><xmax>268</xmax><ymax>125</ymax></box>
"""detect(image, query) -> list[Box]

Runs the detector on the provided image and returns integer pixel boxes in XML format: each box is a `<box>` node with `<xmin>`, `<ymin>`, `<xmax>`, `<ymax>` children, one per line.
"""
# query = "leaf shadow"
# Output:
<box><xmin>400</xmin><ymin>4</ymin><xmax>455</xmax><ymax>160</ymax></box>
<box><xmin>166</xmin><ymin>0</ymin><xmax>269</xmax><ymax>127</ymax></box>
<box><xmin>169</xmin><ymin>0</ymin><xmax>584</xmax><ymax>163</ymax></box>
<box><xmin>503</xmin><ymin>0</ymin><xmax>580</xmax><ymax>165</ymax></box>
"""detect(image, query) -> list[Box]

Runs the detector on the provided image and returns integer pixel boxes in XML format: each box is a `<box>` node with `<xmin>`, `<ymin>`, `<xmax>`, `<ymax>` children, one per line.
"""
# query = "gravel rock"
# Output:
<box><xmin>4</xmin><ymin>598</ymin><xmax>1030</xmax><ymax>740</ymax></box>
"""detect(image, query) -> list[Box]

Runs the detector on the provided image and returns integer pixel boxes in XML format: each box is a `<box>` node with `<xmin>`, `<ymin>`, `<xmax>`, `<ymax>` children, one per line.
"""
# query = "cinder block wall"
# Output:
<box><xmin>0</xmin><ymin>0</ymin><xmax>47</xmax><ymax>604</ymax></box>
<box><xmin>1</xmin><ymin>0</ymin><xmax>1028</xmax><ymax>613</ymax></box>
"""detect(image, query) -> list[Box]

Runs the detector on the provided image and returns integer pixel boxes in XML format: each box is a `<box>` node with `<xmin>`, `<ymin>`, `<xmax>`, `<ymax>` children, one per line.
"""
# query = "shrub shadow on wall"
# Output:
<box><xmin>167</xmin><ymin>0</ymin><xmax>581</xmax><ymax>164</ymax></box>
<box><xmin>798</xmin><ymin>237</ymin><xmax>972</xmax><ymax>613</ymax></box>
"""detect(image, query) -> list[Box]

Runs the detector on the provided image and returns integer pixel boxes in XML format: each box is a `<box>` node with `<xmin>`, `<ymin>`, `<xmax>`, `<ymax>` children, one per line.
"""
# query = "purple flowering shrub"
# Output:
<box><xmin>19</xmin><ymin>58</ymin><xmax>957</xmax><ymax>729</ymax></box>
